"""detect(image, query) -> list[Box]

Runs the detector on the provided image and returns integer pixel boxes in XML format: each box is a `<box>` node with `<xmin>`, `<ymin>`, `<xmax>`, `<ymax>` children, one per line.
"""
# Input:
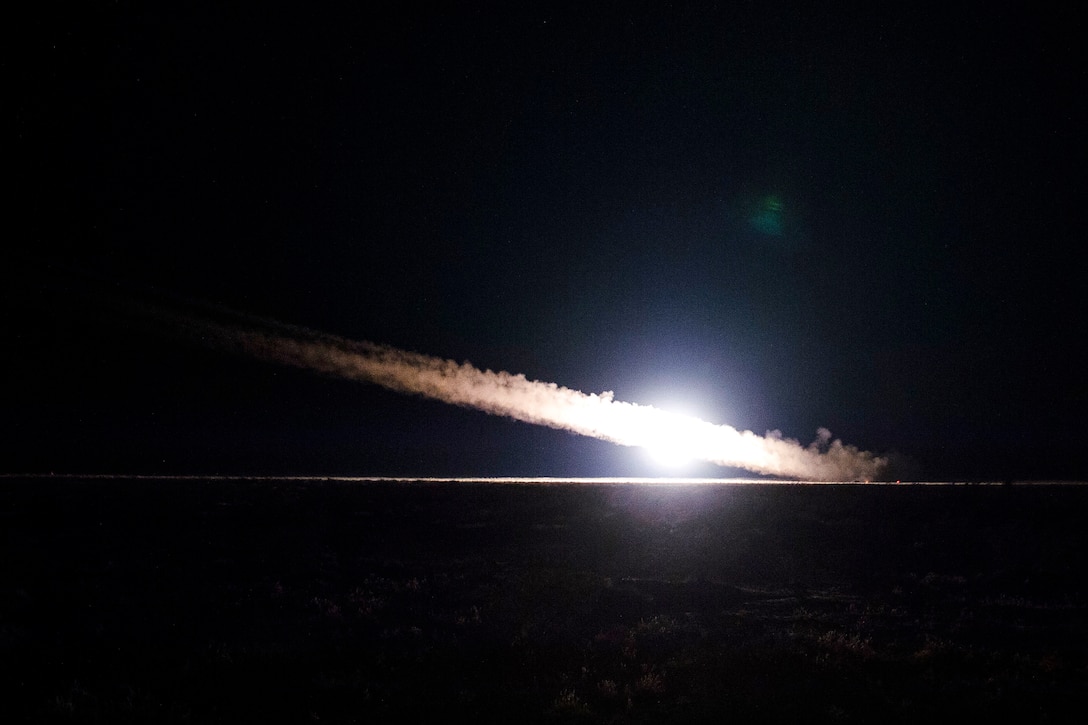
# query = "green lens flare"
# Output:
<box><xmin>749</xmin><ymin>195</ymin><xmax>784</xmax><ymax>236</ymax></box>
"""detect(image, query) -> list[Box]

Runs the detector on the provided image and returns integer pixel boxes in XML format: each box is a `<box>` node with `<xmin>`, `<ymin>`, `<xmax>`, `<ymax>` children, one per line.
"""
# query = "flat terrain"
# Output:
<box><xmin>2</xmin><ymin>478</ymin><xmax>1086</xmax><ymax>722</ymax></box>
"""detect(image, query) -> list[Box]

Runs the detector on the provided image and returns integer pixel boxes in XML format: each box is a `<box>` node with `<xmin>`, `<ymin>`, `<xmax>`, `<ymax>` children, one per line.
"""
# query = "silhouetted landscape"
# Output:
<box><xmin>2</xmin><ymin>477</ymin><xmax>1085</xmax><ymax>722</ymax></box>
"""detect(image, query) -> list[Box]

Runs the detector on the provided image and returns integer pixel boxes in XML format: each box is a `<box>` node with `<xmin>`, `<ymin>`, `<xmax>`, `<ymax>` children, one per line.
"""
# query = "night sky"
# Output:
<box><xmin>7</xmin><ymin>4</ymin><xmax>1084</xmax><ymax>480</ymax></box>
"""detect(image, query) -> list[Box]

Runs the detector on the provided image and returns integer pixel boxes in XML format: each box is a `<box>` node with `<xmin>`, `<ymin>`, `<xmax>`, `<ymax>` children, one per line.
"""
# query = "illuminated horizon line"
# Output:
<box><xmin>2</xmin><ymin>473</ymin><xmax>1083</xmax><ymax>485</ymax></box>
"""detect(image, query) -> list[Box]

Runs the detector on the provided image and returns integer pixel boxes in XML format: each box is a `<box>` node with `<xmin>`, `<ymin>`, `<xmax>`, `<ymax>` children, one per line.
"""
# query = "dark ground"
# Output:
<box><xmin>2</xmin><ymin>478</ymin><xmax>1086</xmax><ymax>723</ymax></box>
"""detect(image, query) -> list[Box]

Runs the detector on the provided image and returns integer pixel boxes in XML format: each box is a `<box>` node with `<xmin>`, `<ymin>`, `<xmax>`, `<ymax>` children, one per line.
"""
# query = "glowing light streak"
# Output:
<box><xmin>159</xmin><ymin>311</ymin><xmax>889</xmax><ymax>481</ymax></box>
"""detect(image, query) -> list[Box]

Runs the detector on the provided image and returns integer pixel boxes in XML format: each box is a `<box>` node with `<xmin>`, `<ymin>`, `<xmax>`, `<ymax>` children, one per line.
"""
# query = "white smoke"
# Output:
<box><xmin>171</xmin><ymin>312</ymin><xmax>887</xmax><ymax>481</ymax></box>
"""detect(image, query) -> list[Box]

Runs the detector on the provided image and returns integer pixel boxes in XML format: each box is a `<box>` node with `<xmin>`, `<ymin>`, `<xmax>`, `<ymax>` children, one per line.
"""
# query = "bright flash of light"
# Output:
<box><xmin>630</xmin><ymin>405</ymin><xmax>706</xmax><ymax>468</ymax></box>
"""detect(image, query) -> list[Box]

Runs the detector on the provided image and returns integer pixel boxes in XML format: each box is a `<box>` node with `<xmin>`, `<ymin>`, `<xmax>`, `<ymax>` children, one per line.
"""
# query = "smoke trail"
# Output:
<box><xmin>164</xmin><ymin>309</ymin><xmax>887</xmax><ymax>481</ymax></box>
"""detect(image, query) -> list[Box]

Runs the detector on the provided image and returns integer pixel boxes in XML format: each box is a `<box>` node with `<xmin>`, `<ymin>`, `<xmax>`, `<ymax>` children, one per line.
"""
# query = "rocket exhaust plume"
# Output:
<box><xmin>153</xmin><ymin>305</ymin><xmax>887</xmax><ymax>481</ymax></box>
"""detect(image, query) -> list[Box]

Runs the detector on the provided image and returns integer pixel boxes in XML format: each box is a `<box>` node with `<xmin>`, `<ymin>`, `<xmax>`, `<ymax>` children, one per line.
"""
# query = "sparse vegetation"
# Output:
<box><xmin>1</xmin><ymin>478</ymin><xmax>1086</xmax><ymax>722</ymax></box>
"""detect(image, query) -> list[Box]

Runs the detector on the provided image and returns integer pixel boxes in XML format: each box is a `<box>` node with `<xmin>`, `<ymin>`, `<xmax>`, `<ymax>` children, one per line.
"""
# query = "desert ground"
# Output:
<box><xmin>1</xmin><ymin>477</ymin><xmax>1085</xmax><ymax>722</ymax></box>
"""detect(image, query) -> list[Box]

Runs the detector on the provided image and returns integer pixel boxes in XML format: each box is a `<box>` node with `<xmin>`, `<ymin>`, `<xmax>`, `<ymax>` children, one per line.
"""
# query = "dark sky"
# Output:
<box><xmin>7</xmin><ymin>4</ymin><xmax>1084</xmax><ymax>479</ymax></box>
